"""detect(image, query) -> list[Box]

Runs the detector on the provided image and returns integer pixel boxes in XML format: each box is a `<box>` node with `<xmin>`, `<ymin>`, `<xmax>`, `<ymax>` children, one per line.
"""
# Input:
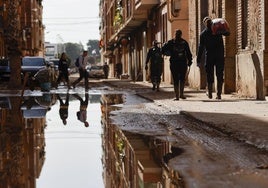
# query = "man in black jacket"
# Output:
<box><xmin>57</xmin><ymin>93</ymin><xmax>69</xmax><ymax>125</ymax></box>
<box><xmin>162</xmin><ymin>30</ymin><xmax>192</xmax><ymax>100</ymax></box>
<box><xmin>197</xmin><ymin>16</ymin><xmax>225</xmax><ymax>99</ymax></box>
<box><xmin>145</xmin><ymin>40</ymin><xmax>163</xmax><ymax>91</ymax></box>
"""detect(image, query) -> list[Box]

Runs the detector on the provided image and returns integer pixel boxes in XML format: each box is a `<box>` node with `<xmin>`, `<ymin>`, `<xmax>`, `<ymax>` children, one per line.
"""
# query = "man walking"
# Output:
<box><xmin>74</xmin><ymin>92</ymin><xmax>89</xmax><ymax>127</ymax></box>
<box><xmin>115</xmin><ymin>62</ymin><xmax>122</xmax><ymax>79</ymax></box>
<box><xmin>145</xmin><ymin>40</ymin><xmax>163</xmax><ymax>91</ymax></box>
<box><xmin>57</xmin><ymin>92</ymin><xmax>69</xmax><ymax>125</ymax></box>
<box><xmin>162</xmin><ymin>30</ymin><xmax>193</xmax><ymax>100</ymax></box>
<box><xmin>103</xmin><ymin>62</ymin><xmax>109</xmax><ymax>79</ymax></box>
<box><xmin>197</xmin><ymin>16</ymin><xmax>228</xmax><ymax>99</ymax></box>
<box><xmin>72</xmin><ymin>50</ymin><xmax>89</xmax><ymax>89</ymax></box>
<box><xmin>56</xmin><ymin>52</ymin><xmax>71</xmax><ymax>89</ymax></box>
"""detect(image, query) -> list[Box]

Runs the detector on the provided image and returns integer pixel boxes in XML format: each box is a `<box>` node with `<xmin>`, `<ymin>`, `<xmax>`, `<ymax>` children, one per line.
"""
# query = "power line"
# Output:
<box><xmin>44</xmin><ymin>21</ymin><xmax>99</xmax><ymax>26</ymax></box>
<box><xmin>43</xmin><ymin>17</ymin><xmax>99</xmax><ymax>20</ymax></box>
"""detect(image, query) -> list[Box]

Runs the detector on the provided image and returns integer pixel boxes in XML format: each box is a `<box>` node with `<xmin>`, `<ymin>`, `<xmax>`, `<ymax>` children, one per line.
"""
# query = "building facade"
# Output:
<box><xmin>0</xmin><ymin>97</ymin><xmax>47</xmax><ymax>188</ymax></box>
<box><xmin>0</xmin><ymin>0</ymin><xmax>44</xmax><ymax>58</ymax></box>
<box><xmin>100</xmin><ymin>0</ymin><xmax>268</xmax><ymax>99</ymax></box>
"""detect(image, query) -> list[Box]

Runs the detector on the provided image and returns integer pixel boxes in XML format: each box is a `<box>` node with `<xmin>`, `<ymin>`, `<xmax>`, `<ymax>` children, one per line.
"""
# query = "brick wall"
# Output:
<box><xmin>236</xmin><ymin>0</ymin><xmax>266</xmax><ymax>99</ymax></box>
<box><xmin>264</xmin><ymin>0</ymin><xmax>268</xmax><ymax>95</ymax></box>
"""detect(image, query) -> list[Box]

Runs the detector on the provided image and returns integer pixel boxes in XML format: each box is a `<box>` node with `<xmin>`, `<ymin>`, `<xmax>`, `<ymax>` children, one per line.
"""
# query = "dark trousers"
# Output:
<box><xmin>205</xmin><ymin>55</ymin><xmax>224</xmax><ymax>84</ymax></box>
<box><xmin>170</xmin><ymin>62</ymin><xmax>187</xmax><ymax>87</ymax></box>
<box><xmin>170</xmin><ymin>61</ymin><xmax>188</xmax><ymax>99</ymax></box>
<box><xmin>73</xmin><ymin>68</ymin><xmax>89</xmax><ymax>88</ymax></box>
<box><xmin>150</xmin><ymin>63</ymin><xmax>162</xmax><ymax>85</ymax></box>
<box><xmin>205</xmin><ymin>55</ymin><xmax>224</xmax><ymax>97</ymax></box>
<box><xmin>57</xmin><ymin>71</ymin><xmax>69</xmax><ymax>83</ymax></box>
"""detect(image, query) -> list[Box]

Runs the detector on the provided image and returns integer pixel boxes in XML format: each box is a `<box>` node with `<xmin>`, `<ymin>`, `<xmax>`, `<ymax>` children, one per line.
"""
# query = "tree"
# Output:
<box><xmin>86</xmin><ymin>40</ymin><xmax>101</xmax><ymax>64</ymax></box>
<box><xmin>64</xmin><ymin>43</ymin><xmax>83</xmax><ymax>66</ymax></box>
<box><xmin>4</xmin><ymin>1</ymin><xmax>22</xmax><ymax>89</ymax></box>
<box><xmin>86</xmin><ymin>40</ymin><xmax>100</xmax><ymax>56</ymax></box>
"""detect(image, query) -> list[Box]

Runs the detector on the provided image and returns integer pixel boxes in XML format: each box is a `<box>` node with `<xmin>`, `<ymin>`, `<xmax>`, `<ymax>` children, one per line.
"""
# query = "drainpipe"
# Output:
<box><xmin>133</xmin><ymin>41</ymin><xmax>137</xmax><ymax>82</ymax></box>
<box><xmin>128</xmin><ymin>47</ymin><xmax>131</xmax><ymax>77</ymax></box>
<box><xmin>143</xmin><ymin>31</ymin><xmax>147</xmax><ymax>82</ymax></box>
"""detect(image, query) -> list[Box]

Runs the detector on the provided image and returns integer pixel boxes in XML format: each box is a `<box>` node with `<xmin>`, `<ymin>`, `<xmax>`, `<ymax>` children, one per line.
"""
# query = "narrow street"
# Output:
<box><xmin>2</xmin><ymin>0</ymin><xmax>268</xmax><ymax>187</ymax></box>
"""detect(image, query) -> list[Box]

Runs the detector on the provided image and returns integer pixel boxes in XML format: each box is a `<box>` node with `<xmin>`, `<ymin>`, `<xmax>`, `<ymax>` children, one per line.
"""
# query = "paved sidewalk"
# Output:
<box><xmin>104</xmin><ymin>79</ymin><xmax>268</xmax><ymax>151</ymax></box>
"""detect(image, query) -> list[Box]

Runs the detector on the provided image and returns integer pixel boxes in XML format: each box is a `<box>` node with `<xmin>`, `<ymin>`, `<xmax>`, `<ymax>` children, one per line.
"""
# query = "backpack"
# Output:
<box><xmin>153</xmin><ymin>49</ymin><xmax>163</xmax><ymax>64</ymax></box>
<box><xmin>75</xmin><ymin>57</ymin><xmax>79</xmax><ymax>67</ymax></box>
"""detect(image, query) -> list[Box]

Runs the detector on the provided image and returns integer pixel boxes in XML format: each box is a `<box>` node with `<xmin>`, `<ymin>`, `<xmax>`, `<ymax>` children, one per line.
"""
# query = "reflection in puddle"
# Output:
<box><xmin>1</xmin><ymin>92</ymin><xmax>183</xmax><ymax>188</ymax></box>
<box><xmin>38</xmin><ymin>93</ymin><xmax>104</xmax><ymax>188</ymax></box>
<box><xmin>0</xmin><ymin>93</ymin><xmax>104</xmax><ymax>188</ymax></box>
<box><xmin>101</xmin><ymin>94</ymin><xmax>184</xmax><ymax>188</ymax></box>
<box><xmin>0</xmin><ymin>96</ymin><xmax>48</xmax><ymax>187</ymax></box>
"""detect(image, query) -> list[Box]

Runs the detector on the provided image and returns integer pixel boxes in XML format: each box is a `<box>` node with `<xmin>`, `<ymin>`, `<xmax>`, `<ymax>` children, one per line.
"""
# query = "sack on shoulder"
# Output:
<box><xmin>211</xmin><ymin>18</ymin><xmax>230</xmax><ymax>36</ymax></box>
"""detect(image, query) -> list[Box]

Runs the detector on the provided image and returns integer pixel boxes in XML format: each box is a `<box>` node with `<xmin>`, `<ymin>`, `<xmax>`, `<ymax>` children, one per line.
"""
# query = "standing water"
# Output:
<box><xmin>0</xmin><ymin>91</ymin><xmax>182</xmax><ymax>188</ymax></box>
<box><xmin>0</xmin><ymin>91</ymin><xmax>104</xmax><ymax>187</ymax></box>
<box><xmin>36</xmin><ymin>93</ymin><xmax>104</xmax><ymax>188</ymax></box>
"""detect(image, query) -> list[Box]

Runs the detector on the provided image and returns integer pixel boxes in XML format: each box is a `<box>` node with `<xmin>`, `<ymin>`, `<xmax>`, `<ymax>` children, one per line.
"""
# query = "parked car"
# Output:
<box><xmin>87</xmin><ymin>65</ymin><xmax>105</xmax><ymax>78</ymax></box>
<box><xmin>0</xmin><ymin>59</ymin><xmax>10</xmax><ymax>80</ymax></box>
<box><xmin>21</xmin><ymin>56</ymin><xmax>47</xmax><ymax>77</ymax></box>
<box><xmin>0</xmin><ymin>57</ymin><xmax>47</xmax><ymax>81</ymax></box>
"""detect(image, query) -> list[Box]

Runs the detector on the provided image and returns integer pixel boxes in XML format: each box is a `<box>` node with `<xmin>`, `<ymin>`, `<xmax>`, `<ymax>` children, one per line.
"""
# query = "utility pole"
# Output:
<box><xmin>4</xmin><ymin>0</ymin><xmax>22</xmax><ymax>89</ymax></box>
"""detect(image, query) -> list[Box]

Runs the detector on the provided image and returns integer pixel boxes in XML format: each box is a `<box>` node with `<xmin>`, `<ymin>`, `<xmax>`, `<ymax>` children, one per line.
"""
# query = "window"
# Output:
<box><xmin>162</xmin><ymin>13</ymin><xmax>167</xmax><ymax>43</ymax></box>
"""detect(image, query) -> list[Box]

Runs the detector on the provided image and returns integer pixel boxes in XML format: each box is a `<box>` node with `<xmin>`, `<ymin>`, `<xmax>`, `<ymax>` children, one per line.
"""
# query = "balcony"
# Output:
<box><xmin>135</xmin><ymin>0</ymin><xmax>159</xmax><ymax>11</ymax></box>
<box><xmin>133</xmin><ymin>0</ymin><xmax>159</xmax><ymax>19</ymax></box>
<box><xmin>109</xmin><ymin>0</ymin><xmax>160</xmax><ymax>42</ymax></box>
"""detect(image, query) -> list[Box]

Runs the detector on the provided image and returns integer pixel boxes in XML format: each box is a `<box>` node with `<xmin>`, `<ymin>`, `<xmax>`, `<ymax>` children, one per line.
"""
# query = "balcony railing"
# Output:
<box><xmin>135</xmin><ymin>0</ymin><xmax>159</xmax><ymax>10</ymax></box>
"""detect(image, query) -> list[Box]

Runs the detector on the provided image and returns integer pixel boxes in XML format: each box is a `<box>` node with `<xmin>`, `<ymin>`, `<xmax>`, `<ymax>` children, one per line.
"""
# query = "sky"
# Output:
<box><xmin>42</xmin><ymin>0</ymin><xmax>100</xmax><ymax>47</ymax></box>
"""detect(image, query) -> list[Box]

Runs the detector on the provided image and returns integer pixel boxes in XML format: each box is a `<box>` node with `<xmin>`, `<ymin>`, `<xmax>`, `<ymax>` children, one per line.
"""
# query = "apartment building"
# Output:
<box><xmin>0</xmin><ymin>98</ymin><xmax>47</xmax><ymax>188</ymax></box>
<box><xmin>0</xmin><ymin>0</ymin><xmax>44</xmax><ymax>58</ymax></box>
<box><xmin>100</xmin><ymin>0</ymin><xmax>268</xmax><ymax>99</ymax></box>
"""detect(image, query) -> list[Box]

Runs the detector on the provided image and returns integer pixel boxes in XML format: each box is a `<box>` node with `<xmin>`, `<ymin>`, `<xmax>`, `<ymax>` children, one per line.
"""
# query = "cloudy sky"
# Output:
<box><xmin>42</xmin><ymin>0</ymin><xmax>100</xmax><ymax>47</ymax></box>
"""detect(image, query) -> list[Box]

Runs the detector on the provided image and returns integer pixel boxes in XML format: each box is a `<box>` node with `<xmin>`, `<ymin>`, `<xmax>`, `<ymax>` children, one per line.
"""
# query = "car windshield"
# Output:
<box><xmin>22</xmin><ymin>57</ymin><xmax>45</xmax><ymax>66</ymax></box>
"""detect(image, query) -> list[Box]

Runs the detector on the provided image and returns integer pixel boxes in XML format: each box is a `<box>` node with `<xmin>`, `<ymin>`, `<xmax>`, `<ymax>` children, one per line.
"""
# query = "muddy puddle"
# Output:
<box><xmin>0</xmin><ymin>92</ymin><xmax>182</xmax><ymax>188</ymax></box>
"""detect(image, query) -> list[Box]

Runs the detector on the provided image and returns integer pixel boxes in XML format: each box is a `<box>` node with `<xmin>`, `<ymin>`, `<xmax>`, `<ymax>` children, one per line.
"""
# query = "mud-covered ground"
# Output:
<box><xmin>91</xmin><ymin>79</ymin><xmax>268</xmax><ymax>188</ymax></box>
